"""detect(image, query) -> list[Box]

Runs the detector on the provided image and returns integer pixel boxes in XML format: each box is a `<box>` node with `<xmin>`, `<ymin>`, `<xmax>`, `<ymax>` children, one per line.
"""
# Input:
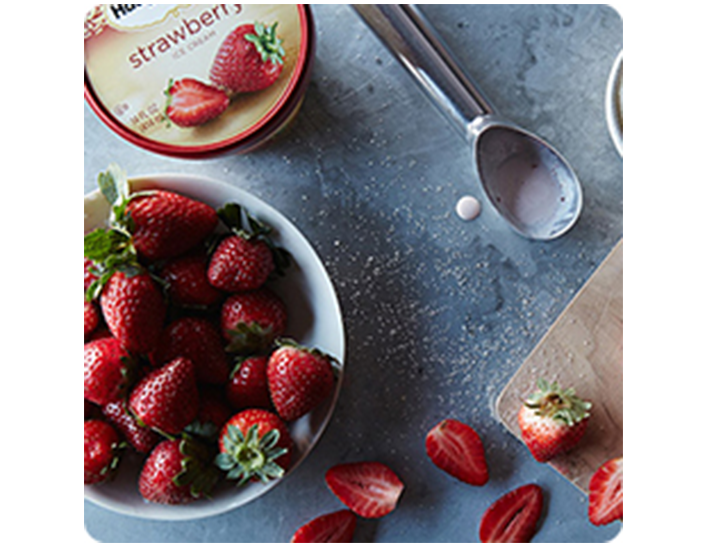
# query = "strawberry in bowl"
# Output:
<box><xmin>83</xmin><ymin>165</ymin><xmax>345</xmax><ymax>520</ymax></box>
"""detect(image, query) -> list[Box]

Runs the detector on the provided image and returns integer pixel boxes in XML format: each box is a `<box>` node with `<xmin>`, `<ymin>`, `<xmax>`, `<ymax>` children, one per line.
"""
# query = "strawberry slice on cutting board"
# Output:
<box><xmin>479</xmin><ymin>483</ymin><xmax>544</xmax><ymax>543</ymax></box>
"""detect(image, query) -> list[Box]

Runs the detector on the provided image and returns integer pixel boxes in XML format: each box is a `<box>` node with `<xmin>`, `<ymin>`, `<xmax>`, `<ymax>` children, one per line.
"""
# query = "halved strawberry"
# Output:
<box><xmin>588</xmin><ymin>456</ymin><xmax>623</xmax><ymax>526</ymax></box>
<box><xmin>291</xmin><ymin>510</ymin><xmax>357</xmax><ymax>543</ymax></box>
<box><xmin>478</xmin><ymin>484</ymin><xmax>544</xmax><ymax>543</ymax></box>
<box><xmin>325</xmin><ymin>461</ymin><xmax>404</xmax><ymax>519</ymax></box>
<box><xmin>165</xmin><ymin>77</ymin><xmax>229</xmax><ymax>128</ymax></box>
<box><xmin>425</xmin><ymin>418</ymin><xmax>489</xmax><ymax>486</ymax></box>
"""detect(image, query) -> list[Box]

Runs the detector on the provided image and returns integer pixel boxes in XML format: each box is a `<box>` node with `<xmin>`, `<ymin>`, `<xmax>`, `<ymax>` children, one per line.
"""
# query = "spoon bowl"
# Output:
<box><xmin>355</xmin><ymin>4</ymin><xmax>583</xmax><ymax>240</ymax></box>
<box><xmin>473</xmin><ymin>119</ymin><xmax>582</xmax><ymax>240</ymax></box>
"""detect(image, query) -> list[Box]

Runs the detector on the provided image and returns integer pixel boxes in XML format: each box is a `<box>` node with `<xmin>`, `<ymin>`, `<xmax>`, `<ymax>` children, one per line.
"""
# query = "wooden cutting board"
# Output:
<box><xmin>495</xmin><ymin>240</ymin><xmax>623</xmax><ymax>493</ymax></box>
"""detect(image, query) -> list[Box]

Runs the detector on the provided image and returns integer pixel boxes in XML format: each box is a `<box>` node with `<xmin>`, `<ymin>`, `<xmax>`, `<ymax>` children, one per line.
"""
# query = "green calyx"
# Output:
<box><xmin>523</xmin><ymin>378</ymin><xmax>591</xmax><ymax>427</ymax></box>
<box><xmin>172</xmin><ymin>437</ymin><xmax>220</xmax><ymax>499</ymax></box>
<box><xmin>245</xmin><ymin>22</ymin><xmax>285</xmax><ymax>66</ymax></box>
<box><xmin>214</xmin><ymin>424</ymin><xmax>287</xmax><ymax>486</ymax></box>
<box><xmin>84</xmin><ymin>164</ymin><xmax>159</xmax><ymax>301</ymax></box>
<box><xmin>225</xmin><ymin>321</ymin><xmax>274</xmax><ymax>354</ymax></box>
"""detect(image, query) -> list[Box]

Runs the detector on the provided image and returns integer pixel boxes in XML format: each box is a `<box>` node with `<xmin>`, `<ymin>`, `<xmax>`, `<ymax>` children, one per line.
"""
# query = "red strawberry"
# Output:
<box><xmin>479</xmin><ymin>484</ymin><xmax>544</xmax><ymax>543</ymax></box>
<box><xmin>84</xmin><ymin>337</ymin><xmax>134</xmax><ymax>406</ymax></box>
<box><xmin>126</xmin><ymin>190</ymin><xmax>219</xmax><ymax>262</ymax></box>
<box><xmin>159</xmin><ymin>252</ymin><xmax>223</xmax><ymax>308</ymax></box>
<box><xmin>84</xmin><ymin>419</ymin><xmax>122</xmax><ymax>485</ymax></box>
<box><xmin>129</xmin><ymin>357</ymin><xmax>199</xmax><ymax>435</ymax></box>
<box><xmin>325</xmin><ymin>461</ymin><xmax>404</xmax><ymax>519</ymax></box>
<box><xmin>102</xmin><ymin>398</ymin><xmax>161</xmax><ymax>454</ymax></box>
<box><xmin>165</xmin><ymin>77</ymin><xmax>230</xmax><ymax>128</ymax></box>
<box><xmin>84</xmin><ymin>300</ymin><xmax>101</xmax><ymax>339</ymax></box>
<box><xmin>151</xmin><ymin>317</ymin><xmax>230</xmax><ymax>384</ymax></box>
<box><xmin>210</xmin><ymin>22</ymin><xmax>285</xmax><ymax>94</ymax></box>
<box><xmin>208</xmin><ymin>234</ymin><xmax>274</xmax><ymax>292</ymax></box>
<box><xmin>215</xmin><ymin>408</ymin><xmax>292</xmax><ymax>484</ymax></box>
<box><xmin>100</xmin><ymin>270</ymin><xmax>167</xmax><ymax>354</ymax></box>
<box><xmin>138</xmin><ymin>437</ymin><xmax>219</xmax><ymax>505</ymax></box>
<box><xmin>291</xmin><ymin>510</ymin><xmax>357</xmax><ymax>543</ymax></box>
<box><xmin>425</xmin><ymin>418</ymin><xmax>489</xmax><ymax>486</ymax></box>
<box><xmin>226</xmin><ymin>355</ymin><xmax>272</xmax><ymax>410</ymax></box>
<box><xmin>207</xmin><ymin>202</ymin><xmax>290</xmax><ymax>293</ymax></box>
<box><xmin>267</xmin><ymin>341</ymin><xmax>335</xmax><ymax>422</ymax></box>
<box><xmin>588</xmin><ymin>456</ymin><xmax>623</xmax><ymax>526</ymax></box>
<box><xmin>517</xmin><ymin>379</ymin><xmax>591</xmax><ymax>462</ymax></box>
<box><xmin>220</xmin><ymin>288</ymin><xmax>287</xmax><ymax>353</ymax></box>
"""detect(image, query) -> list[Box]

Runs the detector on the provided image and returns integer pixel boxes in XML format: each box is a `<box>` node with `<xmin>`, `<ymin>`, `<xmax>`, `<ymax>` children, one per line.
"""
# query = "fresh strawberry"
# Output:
<box><xmin>100</xmin><ymin>270</ymin><xmax>167</xmax><ymax>354</ymax></box>
<box><xmin>87</xmin><ymin>166</ymin><xmax>219</xmax><ymax>263</ymax></box>
<box><xmin>215</xmin><ymin>408</ymin><xmax>292</xmax><ymax>485</ymax></box>
<box><xmin>220</xmin><ymin>288</ymin><xmax>287</xmax><ymax>353</ymax></box>
<box><xmin>479</xmin><ymin>484</ymin><xmax>544</xmax><ymax>543</ymax></box>
<box><xmin>165</xmin><ymin>77</ymin><xmax>229</xmax><ymax>128</ymax></box>
<box><xmin>102</xmin><ymin>398</ymin><xmax>161</xmax><ymax>454</ymax></box>
<box><xmin>84</xmin><ymin>300</ymin><xmax>101</xmax><ymax>339</ymax></box>
<box><xmin>129</xmin><ymin>357</ymin><xmax>199</xmax><ymax>435</ymax></box>
<box><xmin>84</xmin><ymin>337</ymin><xmax>135</xmax><ymax>406</ymax></box>
<box><xmin>126</xmin><ymin>190</ymin><xmax>219</xmax><ymax>262</ymax></box>
<box><xmin>291</xmin><ymin>510</ymin><xmax>357</xmax><ymax>543</ymax></box>
<box><xmin>325</xmin><ymin>461</ymin><xmax>404</xmax><ymax>519</ymax></box>
<box><xmin>210</xmin><ymin>22</ymin><xmax>285</xmax><ymax>93</ymax></box>
<box><xmin>138</xmin><ymin>437</ymin><xmax>220</xmax><ymax>505</ymax></box>
<box><xmin>151</xmin><ymin>317</ymin><xmax>230</xmax><ymax>384</ymax></box>
<box><xmin>517</xmin><ymin>379</ymin><xmax>591</xmax><ymax>462</ymax></box>
<box><xmin>588</xmin><ymin>456</ymin><xmax>623</xmax><ymax>526</ymax></box>
<box><xmin>425</xmin><ymin>418</ymin><xmax>489</xmax><ymax>486</ymax></box>
<box><xmin>208</xmin><ymin>235</ymin><xmax>274</xmax><ymax>292</ymax></box>
<box><xmin>159</xmin><ymin>252</ymin><xmax>223</xmax><ymax>308</ymax></box>
<box><xmin>226</xmin><ymin>355</ymin><xmax>272</xmax><ymax>410</ymax></box>
<box><xmin>267</xmin><ymin>340</ymin><xmax>335</xmax><ymax>422</ymax></box>
<box><xmin>207</xmin><ymin>203</ymin><xmax>290</xmax><ymax>293</ymax></box>
<box><xmin>84</xmin><ymin>419</ymin><xmax>122</xmax><ymax>485</ymax></box>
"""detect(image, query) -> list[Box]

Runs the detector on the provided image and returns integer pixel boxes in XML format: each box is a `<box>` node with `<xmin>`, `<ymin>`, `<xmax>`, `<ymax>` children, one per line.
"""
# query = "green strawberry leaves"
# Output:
<box><xmin>245</xmin><ymin>22</ymin><xmax>285</xmax><ymax>66</ymax></box>
<box><xmin>215</xmin><ymin>424</ymin><xmax>287</xmax><ymax>486</ymax></box>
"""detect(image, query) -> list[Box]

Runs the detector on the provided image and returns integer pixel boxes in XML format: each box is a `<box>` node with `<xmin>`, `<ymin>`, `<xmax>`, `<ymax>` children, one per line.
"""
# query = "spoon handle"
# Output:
<box><xmin>354</xmin><ymin>4</ymin><xmax>494</xmax><ymax>140</ymax></box>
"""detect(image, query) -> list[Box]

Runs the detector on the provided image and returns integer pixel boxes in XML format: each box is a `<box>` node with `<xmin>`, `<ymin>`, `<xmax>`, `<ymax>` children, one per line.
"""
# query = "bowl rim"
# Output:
<box><xmin>605</xmin><ymin>49</ymin><xmax>623</xmax><ymax>157</ymax></box>
<box><xmin>84</xmin><ymin>173</ymin><xmax>346</xmax><ymax>520</ymax></box>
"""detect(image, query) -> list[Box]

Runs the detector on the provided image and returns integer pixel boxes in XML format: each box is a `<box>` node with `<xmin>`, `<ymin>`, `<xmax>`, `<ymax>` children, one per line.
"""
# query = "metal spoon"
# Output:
<box><xmin>354</xmin><ymin>4</ymin><xmax>582</xmax><ymax>240</ymax></box>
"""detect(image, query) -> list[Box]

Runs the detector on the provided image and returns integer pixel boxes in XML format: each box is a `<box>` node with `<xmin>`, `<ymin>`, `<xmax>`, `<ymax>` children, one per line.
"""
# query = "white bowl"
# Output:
<box><xmin>605</xmin><ymin>50</ymin><xmax>623</xmax><ymax>157</ymax></box>
<box><xmin>84</xmin><ymin>174</ymin><xmax>346</xmax><ymax>520</ymax></box>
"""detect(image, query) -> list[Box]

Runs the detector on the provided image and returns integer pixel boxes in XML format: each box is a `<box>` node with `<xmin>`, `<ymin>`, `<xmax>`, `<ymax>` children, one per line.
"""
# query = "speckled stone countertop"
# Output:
<box><xmin>84</xmin><ymin>4</ymin><xmax>622</xmax><ymax>542</ymax></box>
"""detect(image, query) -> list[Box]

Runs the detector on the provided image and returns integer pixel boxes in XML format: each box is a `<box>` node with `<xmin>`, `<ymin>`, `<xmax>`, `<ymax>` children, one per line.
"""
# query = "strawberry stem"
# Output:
<box><xmin>245</xmin><ymin>22</ymin><xmax>285</xmax><ymax>66</ymax></box>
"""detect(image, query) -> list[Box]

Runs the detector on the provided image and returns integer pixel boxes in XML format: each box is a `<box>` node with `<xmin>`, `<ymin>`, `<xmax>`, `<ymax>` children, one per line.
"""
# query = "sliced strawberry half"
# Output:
<box><xmin>291</xmin><ymin>509</ymin><xmax>357</xmax><ymax>543</ymax></box>
<box><xmin>479</xmin><ymin>483</ymin><xmax>544</xmax><ymax>543</ymax></box>
<box><xmin>325</xmin><ymin>461</ymin><xmax>404</xmax><ymax>519</ymax></box>
<box><xmin>425</xmin><ymin>418</ymin><xmax>489</xmax><ymax>486</ymax></box>
<box><xmin>165</xmin><ymin>77</ymin><xmax>229</xmax><ymax>128</ymax></box>
<box><xmin>588</xmin><ymin>456</ymin><xmax>623</xmax><ymax>526</ymax></box>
